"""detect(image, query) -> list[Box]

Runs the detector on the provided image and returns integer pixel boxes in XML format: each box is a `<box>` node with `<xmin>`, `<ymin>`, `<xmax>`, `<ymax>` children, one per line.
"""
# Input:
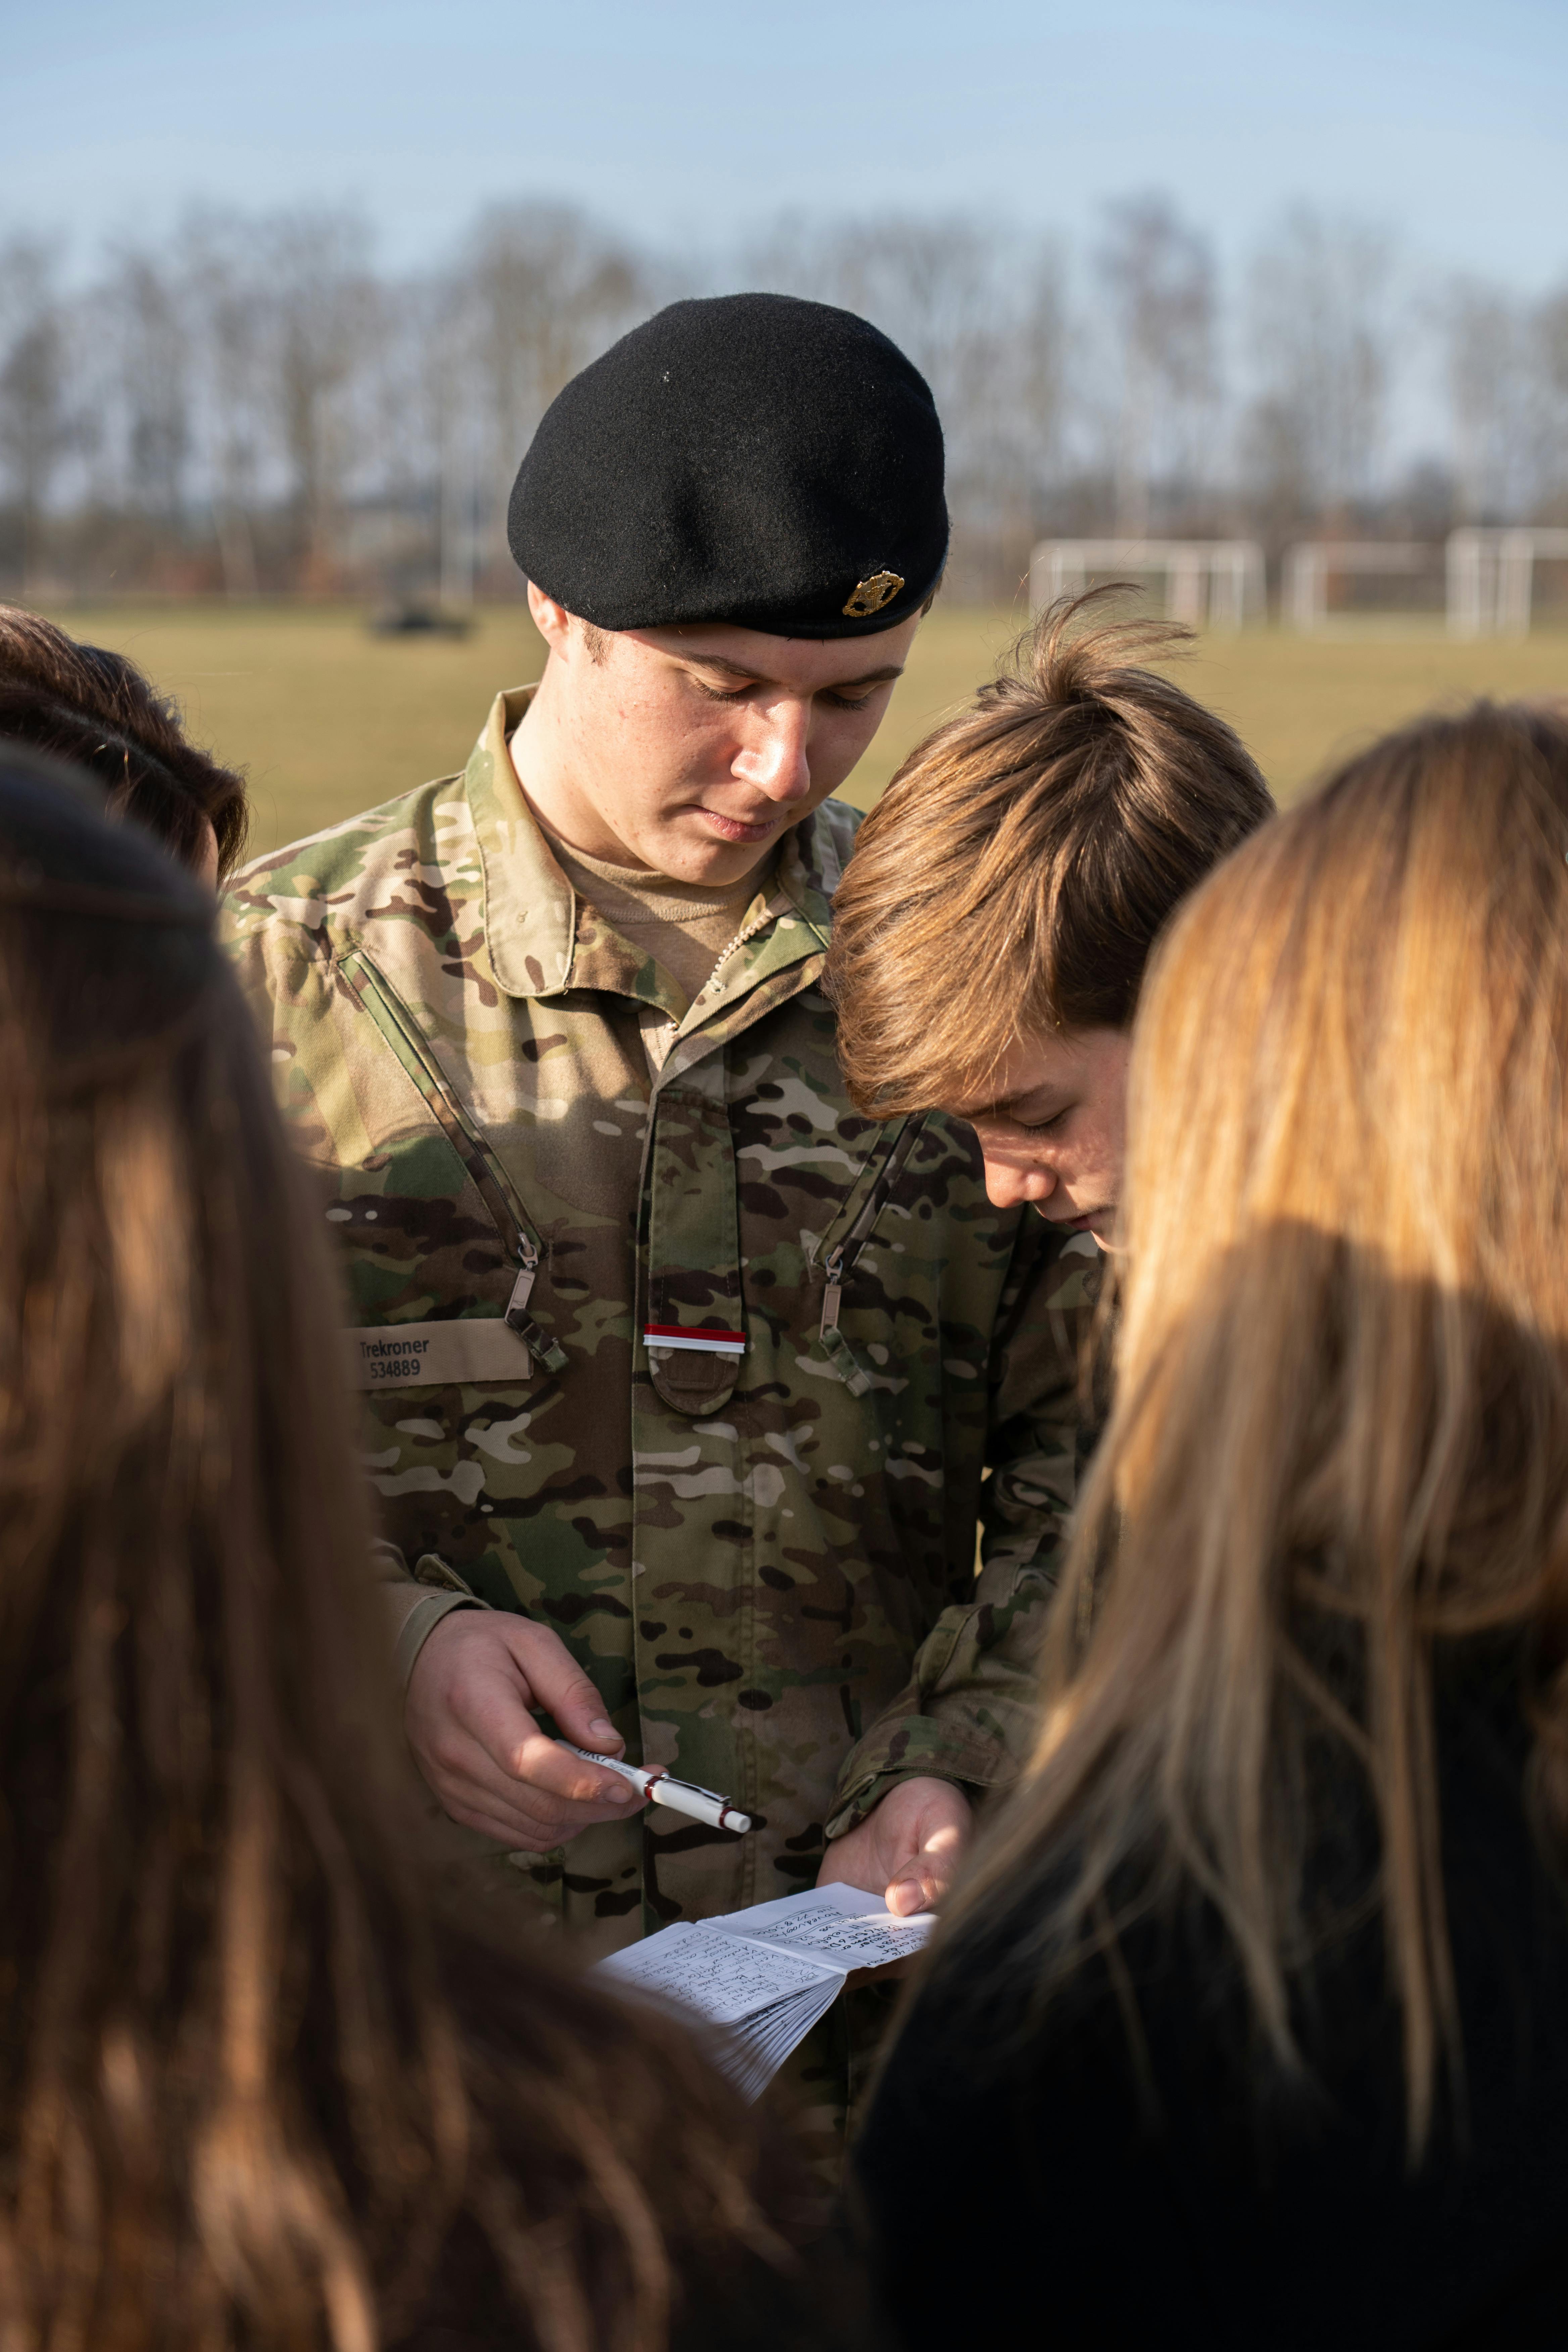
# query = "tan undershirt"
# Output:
<box><xmin>544</xmin><ymin>835</ymin><xmax>774</xmax><ymax>1012</ymax></box>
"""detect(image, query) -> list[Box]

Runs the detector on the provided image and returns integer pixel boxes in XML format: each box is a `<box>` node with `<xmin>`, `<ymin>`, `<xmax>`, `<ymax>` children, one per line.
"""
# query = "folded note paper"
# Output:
<box><xmin>595</xmin><ymin>1883</ymin><xmax>937</xmax><ymax>2100</ymax></box>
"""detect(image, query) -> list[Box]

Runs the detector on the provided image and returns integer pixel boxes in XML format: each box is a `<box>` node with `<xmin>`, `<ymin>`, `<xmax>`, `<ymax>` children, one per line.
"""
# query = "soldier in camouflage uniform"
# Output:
<box><xmin>225</xmin><ymin>296</ymin><xmax>1095</xmax><ymax>2141</ymax></box>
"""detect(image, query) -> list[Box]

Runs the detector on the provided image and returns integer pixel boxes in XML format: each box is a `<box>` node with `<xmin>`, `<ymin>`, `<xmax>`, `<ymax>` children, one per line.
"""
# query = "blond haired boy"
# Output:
<box><xmin>828</xmin><ymin>594</ymin><xmax>1273</xmax><ymax>1243</ymax></box>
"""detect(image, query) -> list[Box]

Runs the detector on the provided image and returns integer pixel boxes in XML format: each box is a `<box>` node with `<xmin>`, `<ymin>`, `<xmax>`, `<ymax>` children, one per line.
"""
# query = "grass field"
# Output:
<box><xmin>36</xmin><ymin>598</ymin><xmax>1568</xmax><ymax>862</ymax></box>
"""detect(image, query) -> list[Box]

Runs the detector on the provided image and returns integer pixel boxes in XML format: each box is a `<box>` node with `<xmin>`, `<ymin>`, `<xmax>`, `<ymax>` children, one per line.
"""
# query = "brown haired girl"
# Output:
<box><xmin>0</xmin><ymin>605</ymin><xmax>248</xmax><ymax>881</ymax></box>
<box><xmin>0</xmin><ymin>744</ymin><xmax>829</xmax><ymax>2350</ymax></box>
<box><xmin>855</xmin><ymin>702</ymin><xmax>1568</xmax><ymax>2349</ymax></box>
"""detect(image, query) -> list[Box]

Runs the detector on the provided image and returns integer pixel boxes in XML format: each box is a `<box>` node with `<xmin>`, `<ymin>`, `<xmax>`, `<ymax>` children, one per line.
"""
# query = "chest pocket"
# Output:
<box><xmin>335</xmin><ymin>951</ymin><xmax>567</xmax><ymax>1377</ymax></box>
<box><xmin>640</xmin><ymin>1059</ymin><xmax>928</xmax><ymax>1418</ymax></box>
<box><xmin>643</xmin><ymin>1081</ymin><xmax>747</xmax><ymax>1415</ymax></box>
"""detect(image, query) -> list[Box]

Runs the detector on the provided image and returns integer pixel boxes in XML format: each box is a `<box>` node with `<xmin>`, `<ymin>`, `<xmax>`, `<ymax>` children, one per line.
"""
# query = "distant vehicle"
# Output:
<box><xmin>366</xmin><ymin>602</ymin><xmax>474</xmax><ymax>640</ymax></box>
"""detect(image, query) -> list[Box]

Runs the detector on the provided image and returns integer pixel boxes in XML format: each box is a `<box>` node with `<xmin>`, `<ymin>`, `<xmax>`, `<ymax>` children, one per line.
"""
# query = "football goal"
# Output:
<box><xmin>1282</xmin><ymin>542</ymin><xmax>1441</xmax><ymax>629</ymax></box>
<box><xmin>1030</xmin><ymin>538</ymin><xmax>1265</xmax><ymax>631</ymax></box>
<box><xmin>1447</xmin><ymin>528</ymin><xmax>1568</xmax><ymax>636</ymax></box>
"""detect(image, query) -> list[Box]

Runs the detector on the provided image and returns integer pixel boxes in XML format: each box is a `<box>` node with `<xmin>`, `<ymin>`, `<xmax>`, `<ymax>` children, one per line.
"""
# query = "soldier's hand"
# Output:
<box><xmin>404</xmin><ymin>1610</ymin><xmax>646</xmax><ymax>1852</ymax></box>
<box><xmin>817</xmin><ymin>1776</ymin><xmax>973</xmax><ymax>1917</ymax></box>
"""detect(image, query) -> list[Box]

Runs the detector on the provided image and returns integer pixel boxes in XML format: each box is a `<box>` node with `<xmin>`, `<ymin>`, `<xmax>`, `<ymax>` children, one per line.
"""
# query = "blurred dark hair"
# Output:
<box><xmin>0</xmin><ymin>605</ymin><xmax>248</xmax><ymax>881</ymax></box>
<box><xmin>0</xmin><ymin>746</ymin><xmax>804</xmax><ymax>2351</ymax></box>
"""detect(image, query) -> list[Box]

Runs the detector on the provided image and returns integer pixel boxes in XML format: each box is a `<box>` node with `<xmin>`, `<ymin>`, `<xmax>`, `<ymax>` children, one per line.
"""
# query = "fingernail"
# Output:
<box><xmin>589</xmin><ymin>1719</ymin><xmax>617</xmax><ymax>1741</ymax></box>
<box><xmin>604</xmin><ymin>1781</ymin><xmax>633</xmax><ymax>1802</ymax></box>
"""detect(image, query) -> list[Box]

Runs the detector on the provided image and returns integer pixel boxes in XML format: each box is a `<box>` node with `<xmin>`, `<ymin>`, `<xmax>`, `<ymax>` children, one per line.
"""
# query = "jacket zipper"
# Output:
<box><xmin>819</xmin><ymin>1115</ymin><xmax>925</xmax><ymax>1339</ymax></box>
<box><xmin>336</xmin><ymin>951</ymin><xmax>568</xmax><ymax>1375</ymax></box>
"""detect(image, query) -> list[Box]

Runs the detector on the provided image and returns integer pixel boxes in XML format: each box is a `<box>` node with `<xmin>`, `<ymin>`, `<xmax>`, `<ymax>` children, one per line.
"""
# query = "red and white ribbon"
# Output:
<box><xmin>643</xmin><ymin>1322</ymin><xmax>747</xmax><ymax>1356</ymax></box>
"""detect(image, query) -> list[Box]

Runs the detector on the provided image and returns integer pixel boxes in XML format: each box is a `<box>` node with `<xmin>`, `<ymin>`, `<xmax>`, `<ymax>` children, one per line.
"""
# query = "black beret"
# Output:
<box><xmin>507</xmin><ymin>293</ymin><xmax>947</xmax><ymax>639</ymax></box>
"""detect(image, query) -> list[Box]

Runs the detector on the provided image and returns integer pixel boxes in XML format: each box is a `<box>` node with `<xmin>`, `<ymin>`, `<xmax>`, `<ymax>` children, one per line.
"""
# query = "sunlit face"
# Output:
<box><xmin>944</xmin><ymin>1026</ymin><xmax>1132</xmax><ymax>1251</ymax></box>
<box><xmin>514</xmin><ymin>586</ymin><xmax>919</xmax><ymax>884</ymax></box>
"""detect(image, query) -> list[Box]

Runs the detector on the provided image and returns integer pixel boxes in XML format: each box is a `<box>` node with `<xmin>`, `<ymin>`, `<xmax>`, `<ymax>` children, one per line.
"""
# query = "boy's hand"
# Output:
<box><xmin>817</xmin><ymin>1777</ymin><xmax>973</xmax><ymax>1916</ymax></box>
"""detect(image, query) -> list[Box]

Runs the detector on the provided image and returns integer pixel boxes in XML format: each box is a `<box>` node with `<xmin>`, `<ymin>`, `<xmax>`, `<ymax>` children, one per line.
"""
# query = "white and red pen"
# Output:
<box><xmin>563</xmin><ymin>1743</ymin><xmax>753</xmax><ymax>1834</ymax></box>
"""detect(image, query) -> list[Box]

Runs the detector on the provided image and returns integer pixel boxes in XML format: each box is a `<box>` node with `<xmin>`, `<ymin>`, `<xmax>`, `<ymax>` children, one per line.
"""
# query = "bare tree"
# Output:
<box><xmin>1243</xmin><ymin>206</ymin><xmax>1395</xmax><ymax>520</ymax></box>
<box><xmin>357</xmin><ymin>266</ymin><xmax>471</xmax><ymax>604</ymax></box>
<box><xmin>1014</xmin><ymin>248</ymin><xmax>1070</xmax><ymax>487</ymax></box>
<box><xmin>0</xmin><ymin>238</ymin><xmax>77</xmax><ymax>590</ymax></box>
<box><xmin>744</xmin><ymin>212</ymin><xmax>1068</xmax><ymax>594</ymax></box>
<box><xmin>1095</xmin><ymin>194</ymin><xmax>1217</xmax><ymax>533</ymax></box>
<box><xmin>180</xmin><ymin>211</ymin><xmax>271</xmax><ymax>594</ymax></box>
<box><xmin>1435</xmin><ymin>276</ymin><xmax>1565</xmax><ymax>524</ymax></box>
<box><xmin>1531</xmin><ymin>286</ymin><xmax>1568</xmax><ymax>518</ymax></box>
<box><xmin>4</xmin><ymin>185</ymin><xmax>1554</xmax><ymax>605</ymax></box>
<box><xmin>745</xmin><ymin>211</ymin><xmax>1006</xmax><ymax>432</ymax></box>
<box><xmin>100</xmin><ymin>245</ymin><xmax>191</xmax><ymax>524</ymax></box>
<box><xmin>255</xmin><ymin>208</ymin><xmax>382</xmax><ymax>590</ymax></box>
<box><xmin>459</xmin><ymin>204</ymin><xmax>649</xmax><ymax>581</ymax></box>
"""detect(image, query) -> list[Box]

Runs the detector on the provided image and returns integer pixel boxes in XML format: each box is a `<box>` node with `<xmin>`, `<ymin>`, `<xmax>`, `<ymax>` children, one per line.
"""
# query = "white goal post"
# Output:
<box><xmin>1030</xmin><ymin>538</ymin><xmax>1265</xmax><ymax>631</ymax></box>
<box><xmin>1282</xmin><ymin>542</ymin><xmax>1439</xmax><ymax>630</ymax></box>
<box><xmin>1447</xmin><ymin>528</ymin><xmax>1568</xmax><ymax>637</ymax></box>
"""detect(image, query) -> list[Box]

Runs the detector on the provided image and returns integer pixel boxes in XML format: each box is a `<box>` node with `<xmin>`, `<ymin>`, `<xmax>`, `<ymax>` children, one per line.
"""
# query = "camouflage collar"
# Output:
<box><xmin>468</xmin><ymin>687</ymin><xmax>580</xmax><ymax>1001</ymax></box>
<box><xmin>466</xmin><ymin>687</ymin><xmax>849</xmax><ymax>1020</ymax></box>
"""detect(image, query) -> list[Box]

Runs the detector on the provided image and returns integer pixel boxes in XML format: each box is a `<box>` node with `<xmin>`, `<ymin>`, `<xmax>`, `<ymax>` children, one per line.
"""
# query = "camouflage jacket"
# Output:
<box><xmin>224</xmin><ymin>688</ymin><xmax>1097</xmax><ymax>1957</ymax></box>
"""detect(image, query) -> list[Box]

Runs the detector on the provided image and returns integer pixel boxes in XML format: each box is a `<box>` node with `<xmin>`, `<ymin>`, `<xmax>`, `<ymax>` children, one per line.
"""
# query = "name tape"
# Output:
<box><xmin>348</xmin><ymin>1320</ymin><xmax>534</xmax><ymax>1389</ymax></box>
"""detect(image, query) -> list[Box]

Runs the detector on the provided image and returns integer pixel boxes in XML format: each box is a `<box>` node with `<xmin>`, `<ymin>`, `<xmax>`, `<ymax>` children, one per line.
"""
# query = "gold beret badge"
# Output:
<box><xmin>842</xmin><ymin>571</ymin><xmax>904</xmax><ymax>618</ymax></box>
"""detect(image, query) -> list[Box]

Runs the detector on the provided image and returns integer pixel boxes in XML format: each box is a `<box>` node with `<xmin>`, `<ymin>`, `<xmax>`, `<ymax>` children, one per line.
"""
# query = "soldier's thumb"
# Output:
<box><xmin>514</xmin><ymin>1628</ymin><xmax>624</xmax><ymax>1758</ymax></box>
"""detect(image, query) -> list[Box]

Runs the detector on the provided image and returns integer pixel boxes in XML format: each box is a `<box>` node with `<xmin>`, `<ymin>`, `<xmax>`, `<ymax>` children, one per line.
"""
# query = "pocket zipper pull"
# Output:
<box><xmin>820</xmin><ymin>1245</ymin><xmax>845</xmax><ymax>1340</ymax></box>
<box><xmin>504</xmin><ymin>1240</ymin><xmax>569</xmax><ymax>1374</ymax></box>
<box><xmin>505</xmin><ymin>1244</ymin><xmax>538</xmax><ymax>1325</ymax></box>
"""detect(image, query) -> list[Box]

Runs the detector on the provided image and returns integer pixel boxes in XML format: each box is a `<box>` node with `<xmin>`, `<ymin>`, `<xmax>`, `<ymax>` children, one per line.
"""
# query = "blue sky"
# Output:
<box><xmin>7</xmin><ymin>0</ymin><xmax>1565</xmax><ymax>288</ymax></box>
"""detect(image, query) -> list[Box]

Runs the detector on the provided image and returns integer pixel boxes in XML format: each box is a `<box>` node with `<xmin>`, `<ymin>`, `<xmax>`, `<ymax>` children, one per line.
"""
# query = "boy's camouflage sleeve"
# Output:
<box><xmin>824</xmin><ymin>1217</ymin><xmax>1097</xmax><ymax>1836</ymax></box>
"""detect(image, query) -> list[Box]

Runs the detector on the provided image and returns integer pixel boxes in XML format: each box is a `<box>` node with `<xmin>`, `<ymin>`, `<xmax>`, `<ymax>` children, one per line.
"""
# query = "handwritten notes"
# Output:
<box><xmin>596</xmin><ymin>1883</ymin><xmax>937</xmax><ymax>2100</ymax></box>
<box><xmin>596</xmin><ymin>1920</ymin><xmax>834</xmax><ymax>2026</ymax></box>
<box><xmin>726</xmin><ymin>1892</ymin><xmax>936</xmax><ymax>1970</ymax></box>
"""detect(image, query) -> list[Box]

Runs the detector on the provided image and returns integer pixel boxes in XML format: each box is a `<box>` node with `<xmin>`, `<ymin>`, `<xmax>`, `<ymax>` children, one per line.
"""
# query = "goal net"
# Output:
<box><xmin>1030</xmin><ymin>538</ymin><xmax>1264</xmax><ymax>631</ymax></box>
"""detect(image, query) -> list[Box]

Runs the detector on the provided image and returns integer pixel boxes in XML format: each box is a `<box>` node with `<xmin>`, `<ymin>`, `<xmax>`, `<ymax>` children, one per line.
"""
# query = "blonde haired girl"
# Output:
<box><xmin>857</xmin><ymin>701</ymin><xmax>1568</xmax><ymax>2352</ymax></box>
